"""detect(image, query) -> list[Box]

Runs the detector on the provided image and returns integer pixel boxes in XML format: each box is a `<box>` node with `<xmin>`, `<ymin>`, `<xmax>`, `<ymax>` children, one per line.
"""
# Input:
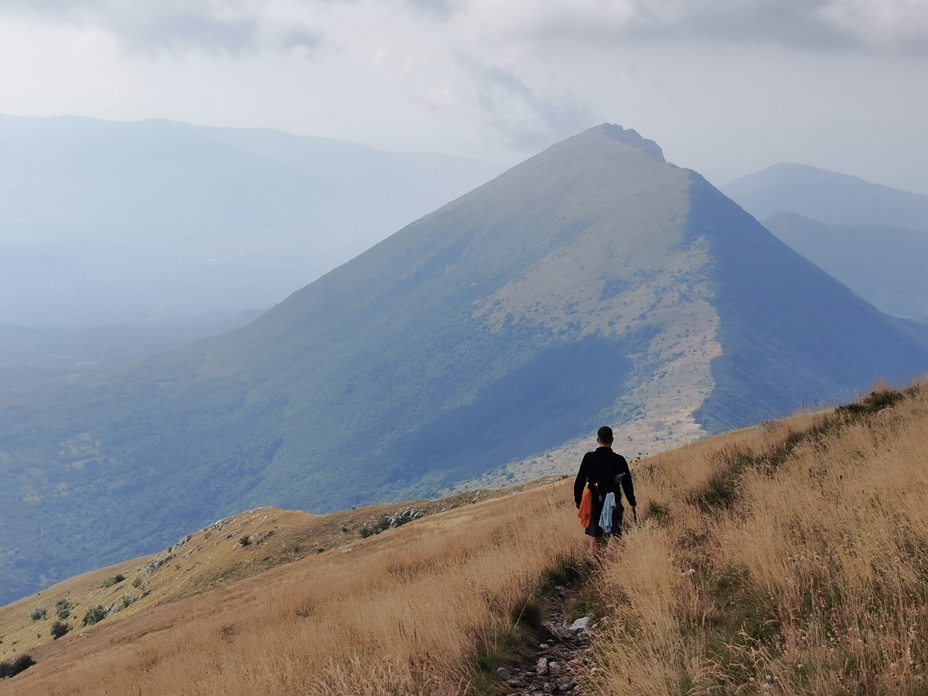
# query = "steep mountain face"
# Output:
<box><xmin>3</xmin><ymin>125</ymin><xmax>927</xmax><ymax>605</ymax></box>
<box><xmin>722</xmin><ymin>162</ymin><xmax>928</xmax><ymax>231</ymax></box>
<box><xmin>686</xmin><ymin>178</ymin><xmax>927</xmax><ymax>430</ymax></box>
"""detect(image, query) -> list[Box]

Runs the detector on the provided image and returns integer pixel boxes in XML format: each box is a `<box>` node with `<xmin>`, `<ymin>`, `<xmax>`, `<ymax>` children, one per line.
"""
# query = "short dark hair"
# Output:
<box><xmin>597</xmin><ymin>426</ymin><xmax>614</xmax><ymax>445</ymax></box>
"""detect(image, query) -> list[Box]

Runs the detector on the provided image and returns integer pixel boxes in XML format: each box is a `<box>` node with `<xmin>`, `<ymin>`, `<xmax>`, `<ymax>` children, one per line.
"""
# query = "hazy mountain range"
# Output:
<box><xmin>723</xmin><ymin>164</ymin><xmax>928</xmax><ymax>324</ymax></box>
<box><xmin>0</xmin><ymin>114</ymin><xmax>502</xmax><ymax>327</ymax></box>
<box><xmin>722</xmin><ymin>163</ymin><xmax>928</xmax><ymax>230</ymax></box>
<box><xmin>2</xmin><ymin>124</ymin><xmax>926</xmax><ymax>604</ymax></box>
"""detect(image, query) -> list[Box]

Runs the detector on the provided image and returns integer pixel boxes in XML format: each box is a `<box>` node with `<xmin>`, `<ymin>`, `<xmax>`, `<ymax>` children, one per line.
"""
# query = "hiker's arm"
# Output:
<box><xmin>574</xmin><ymin>455</ymin><xmax>589</xmax><ymax>508</ymax></box>
<box><xmin>619</xmin><ymin>457</ymin><xmax>636</xmax><ymax>508</ymax></box>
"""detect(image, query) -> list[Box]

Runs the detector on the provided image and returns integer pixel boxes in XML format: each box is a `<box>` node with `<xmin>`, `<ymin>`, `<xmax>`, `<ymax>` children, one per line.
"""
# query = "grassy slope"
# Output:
<box><xmin>0</xmin><ymin>484</ymin><xmax>544</xmax><ymax>664</ymax></box>
<box><xmin>1</xmin><ymin>478</ymin><xmax>583</xmax><ymax>695</ymax></box>
<box><xmin>595</xmin><ymin>383</ymin><xmax>928</xmax><ymax>695</ymax></box>
<box><xmin>3</xmin><ymin>383</ymin><xmax>927</xmax><ymax>694</ymax></box>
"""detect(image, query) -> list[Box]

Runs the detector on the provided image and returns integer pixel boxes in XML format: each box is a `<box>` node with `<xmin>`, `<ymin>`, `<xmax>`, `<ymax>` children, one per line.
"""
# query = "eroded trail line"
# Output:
<box><xmin>495</xmin><ymin>582</ymin><xmax>595</xmax><ymax>695</ymax></box>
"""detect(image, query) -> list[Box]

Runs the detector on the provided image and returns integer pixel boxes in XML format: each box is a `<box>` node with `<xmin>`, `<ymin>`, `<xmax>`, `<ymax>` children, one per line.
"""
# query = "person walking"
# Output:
<box><xmin>574</xmin><ymin>426</ymin><xmax>636</xmax><ymax>556</ymax></box>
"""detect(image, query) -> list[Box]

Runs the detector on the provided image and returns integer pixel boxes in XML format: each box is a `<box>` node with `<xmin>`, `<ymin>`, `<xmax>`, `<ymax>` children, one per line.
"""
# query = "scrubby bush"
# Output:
<box><xmin>359</xmin><ymin>516</ymin><xmax>391</xmax><ymax>538</ymax></box>
<box><xmin>0</xmin><ymin>654</ymin><xmax>36</xmax><ymax>679</ymax></box>
<box><xmin>101</xmin><ymin>574</ymin><xmax>126</xmax><ymax>588</ymax></box>
<box><xmin>82</xmin><ymin>605</ymin><xmax>107</xmax><ymax>626</ymax></box>
<box><xmin>29</xmin><ymin>607</ymin><xmax>46</xmax><ymax>621</ymax></box>
<box><xmin>239</xmin><ymin>535</ymin><xmax>251</xmax><ymax>547</ymax></box>
<box><xmin>54</xmin><ymin>599</ymin><xmax>71</xmax><ymax>620</ymax></box>
<box><xmin>50</xmin><ymin>621</ymin><xmax>70</xmax><ymax>639</ymax></box>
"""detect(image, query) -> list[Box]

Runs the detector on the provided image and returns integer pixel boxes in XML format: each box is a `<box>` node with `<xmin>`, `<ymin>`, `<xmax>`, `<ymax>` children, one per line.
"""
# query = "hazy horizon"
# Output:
<box><xmin>0</xmin><ymin>1</ymin><xmax>926</xmax><ymax>196</ymax></box>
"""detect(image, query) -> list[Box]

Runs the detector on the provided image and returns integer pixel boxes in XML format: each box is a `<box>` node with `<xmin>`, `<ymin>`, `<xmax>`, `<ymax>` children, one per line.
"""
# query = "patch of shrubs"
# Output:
<box><xmin>239</xmin><ymin>535</ymin><xmax>251</xmax><ymax>547</ymax></box>
<box><xmin>82</xmin><ymin>605</ymin><xmax>107</xmax><ymax>626</ymax></box>
<box><xmin>835</xmin><ymin>388</ymin><xmax>906</xmax><ymax>418</ymax></box>
<box><xmin>29</xmin><ymin>607</ymin><xmax>46</xmax><ymax>621</ymax></box>
<box><xmin>55</xmin><ymin>599</ymin><xmax>71</xmax><ymax>620</ymax></box>
<box><xmin>50</xmin><ymin>621</ymin><xmax>70</xmax><ymax>640</ymax></box>
<box><xmin>359</xmin><ymin>516</ymin><xmax>391</xmax><ymax>538</ymax></box>
<box><xmin>101</xmin><ymin>574</ymin><xmax>126</xmax><ymax>588</ymax></box>
<box><xmin>359</xmin><ymin>509</ymin><xmax>422</xmax><ymax>538</ymax></box>
<box><xmin>0</xmin><ymin>654</ymin><xmax>36</xmax><ymax>679</ymax></box>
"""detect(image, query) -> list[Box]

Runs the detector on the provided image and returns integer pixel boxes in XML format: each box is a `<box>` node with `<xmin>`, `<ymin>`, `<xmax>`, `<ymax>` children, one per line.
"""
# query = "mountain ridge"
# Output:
<box><xmin>1</xmin><ymin>124</ymin><xmax>927</xmax><ymax>604</ymax></box>
<box><xmin>722</xmin><ymin>162</ymin><xmax>928</xmax><ymax>230</ymax></box>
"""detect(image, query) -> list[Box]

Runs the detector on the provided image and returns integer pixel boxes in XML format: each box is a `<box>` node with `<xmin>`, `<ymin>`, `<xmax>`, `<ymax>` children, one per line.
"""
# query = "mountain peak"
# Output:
<box><xmin>579</xmin><ymin>123</ymin><xmax>665</xmax><ymax>162</ymax></box>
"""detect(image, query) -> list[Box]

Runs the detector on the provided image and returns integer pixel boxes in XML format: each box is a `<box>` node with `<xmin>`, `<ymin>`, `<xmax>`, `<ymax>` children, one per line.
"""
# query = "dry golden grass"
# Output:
<box><xmin>5</xmin><ymin>383</ymin><xmax>928</xmax><ymax>695</ymax></box>
<box><xmin>2</xmin><ymin>478</ymin><xmax>582</xmax><ymax>695</ymax></box>
<box><xmin>593</xmin><ymin>383</ymin><xmax>928</xmax><ymax>695</ymax></box>
<box><xmin>0</xmin><ymin>485</ymin><xmax>544</xmax><ymax>665</ymax></box>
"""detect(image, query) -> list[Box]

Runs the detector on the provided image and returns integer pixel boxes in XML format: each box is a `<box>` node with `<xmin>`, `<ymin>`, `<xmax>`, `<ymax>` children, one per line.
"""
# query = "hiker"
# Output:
<box><xmin>574</xmin><ymin>426</ymin><xmax>636</xmax><ymax>556</ymax></box>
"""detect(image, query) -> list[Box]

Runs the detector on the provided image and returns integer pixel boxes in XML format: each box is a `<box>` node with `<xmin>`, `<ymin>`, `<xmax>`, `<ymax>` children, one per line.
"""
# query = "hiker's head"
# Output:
<box><xmin>596</xmin><ymin>426</ymin><xmax>614</xmax><ymax>446</ymax></box>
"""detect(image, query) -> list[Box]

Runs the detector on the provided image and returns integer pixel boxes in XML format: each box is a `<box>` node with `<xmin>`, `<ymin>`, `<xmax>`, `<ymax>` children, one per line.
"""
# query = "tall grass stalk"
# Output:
<box><xmin>593</xmin><ymin>384</ymin><xmax>928</xmax><ymax>695</ymax></box>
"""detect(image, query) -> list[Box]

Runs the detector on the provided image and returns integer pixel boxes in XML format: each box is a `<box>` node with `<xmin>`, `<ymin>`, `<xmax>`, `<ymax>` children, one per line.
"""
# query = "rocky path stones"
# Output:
<box><xmin>494</xmin><ymin>585</ymin><xmax>595</xmax><ymax>695</ymax></box>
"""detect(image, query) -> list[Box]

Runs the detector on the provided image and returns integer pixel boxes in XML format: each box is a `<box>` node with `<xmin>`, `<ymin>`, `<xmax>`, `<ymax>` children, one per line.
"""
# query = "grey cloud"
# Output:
<box><xmin>0</xmin><ymin>0</ymin><xmax>325</xmax><ymax>56</ymax></box>
<box><xmin>624</xmin><ymin>0</ymin><xmax>861</xmax><ymax>50</ymax></box>
<box><xmin>404</xmin><ymin>0</ymin><xmax>460</xmax><ymax>20</ymax></box>
<box><xmin>465</xmin><ymin>59</ymin><xmax>596</xmax><ymax>151</ymax></box>
<box><xmin>118</xmin><ymin>12</ymin><xmax>261</xmax><ymax>56</ymax></box>
<box><xmin>0</xmin><ymin>0</ymin><xmax>101</xmax><ymax>23</ymax></box>
<box><xmin>311</xmin><ymin>0</ymin><xmax>460</xmax><ymax>17</ymax></box>
<box><xmin>533</xmin><ymin>0</ymin><xmax>928</xmax><ymax>53</ymax></box>
<box><xmin>281</xmin><ymin>26</ymin><xmax>326</xmax><ymax>53</ymax></box>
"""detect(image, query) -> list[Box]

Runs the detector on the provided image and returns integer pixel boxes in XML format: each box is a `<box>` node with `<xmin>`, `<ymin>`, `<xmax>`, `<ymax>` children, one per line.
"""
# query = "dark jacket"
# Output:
<box><xmin>574</xmin><ymin>446</ymin><xmax>636</xmax><ymax>510</ymax></box>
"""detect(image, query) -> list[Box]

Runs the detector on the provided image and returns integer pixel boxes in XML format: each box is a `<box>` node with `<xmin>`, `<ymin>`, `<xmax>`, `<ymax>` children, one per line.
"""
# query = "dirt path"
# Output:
<box><xmin>494</xmin><ymin>582</ymin><xmax>595</xmax><ymax>695</ymax></box>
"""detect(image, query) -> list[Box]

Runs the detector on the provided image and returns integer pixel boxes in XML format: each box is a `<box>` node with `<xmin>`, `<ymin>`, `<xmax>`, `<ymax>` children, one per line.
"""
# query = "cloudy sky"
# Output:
<box><xmin>1</xmin><ymin>0</ymin><xmax>927</xmax><ymax>193</ymax></box>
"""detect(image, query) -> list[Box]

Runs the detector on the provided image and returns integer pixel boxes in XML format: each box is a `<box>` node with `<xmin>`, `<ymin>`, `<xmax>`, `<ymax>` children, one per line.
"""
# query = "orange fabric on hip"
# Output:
<box><xmin>577</xmin><ymin>488</ymin><xmax>592</xmax><ymax>527</ymax></box>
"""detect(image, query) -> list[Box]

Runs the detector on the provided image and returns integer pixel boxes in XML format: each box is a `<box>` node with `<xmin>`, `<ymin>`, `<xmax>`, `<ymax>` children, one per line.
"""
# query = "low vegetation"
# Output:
<box><xmin>54</xmin><ymin>600</ymin><xmax>71</xmax><ymax>621</ymax></box>
<box><xmin>7</xmin><ymin>478</ymin><xmax>582</xmax><ymax>695</ymax></box>
<box><xmin>593</xmin><ymin>383</ymin><xmax>928</xmax><ymax>694</ymax></box>
<box><xmin>0</xmin><ymin>653</ymin><xmax>35</xmax><ymax>679</ymax></box>
<box><xmin>4</xmin><ymin>382</ymin><xmax>927</xmax><ymax>695</ymax></box>
<box><xmin>81</xmin><ymin>606</ymin><xmax>106</xmax><ymax>627</ymax></box>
